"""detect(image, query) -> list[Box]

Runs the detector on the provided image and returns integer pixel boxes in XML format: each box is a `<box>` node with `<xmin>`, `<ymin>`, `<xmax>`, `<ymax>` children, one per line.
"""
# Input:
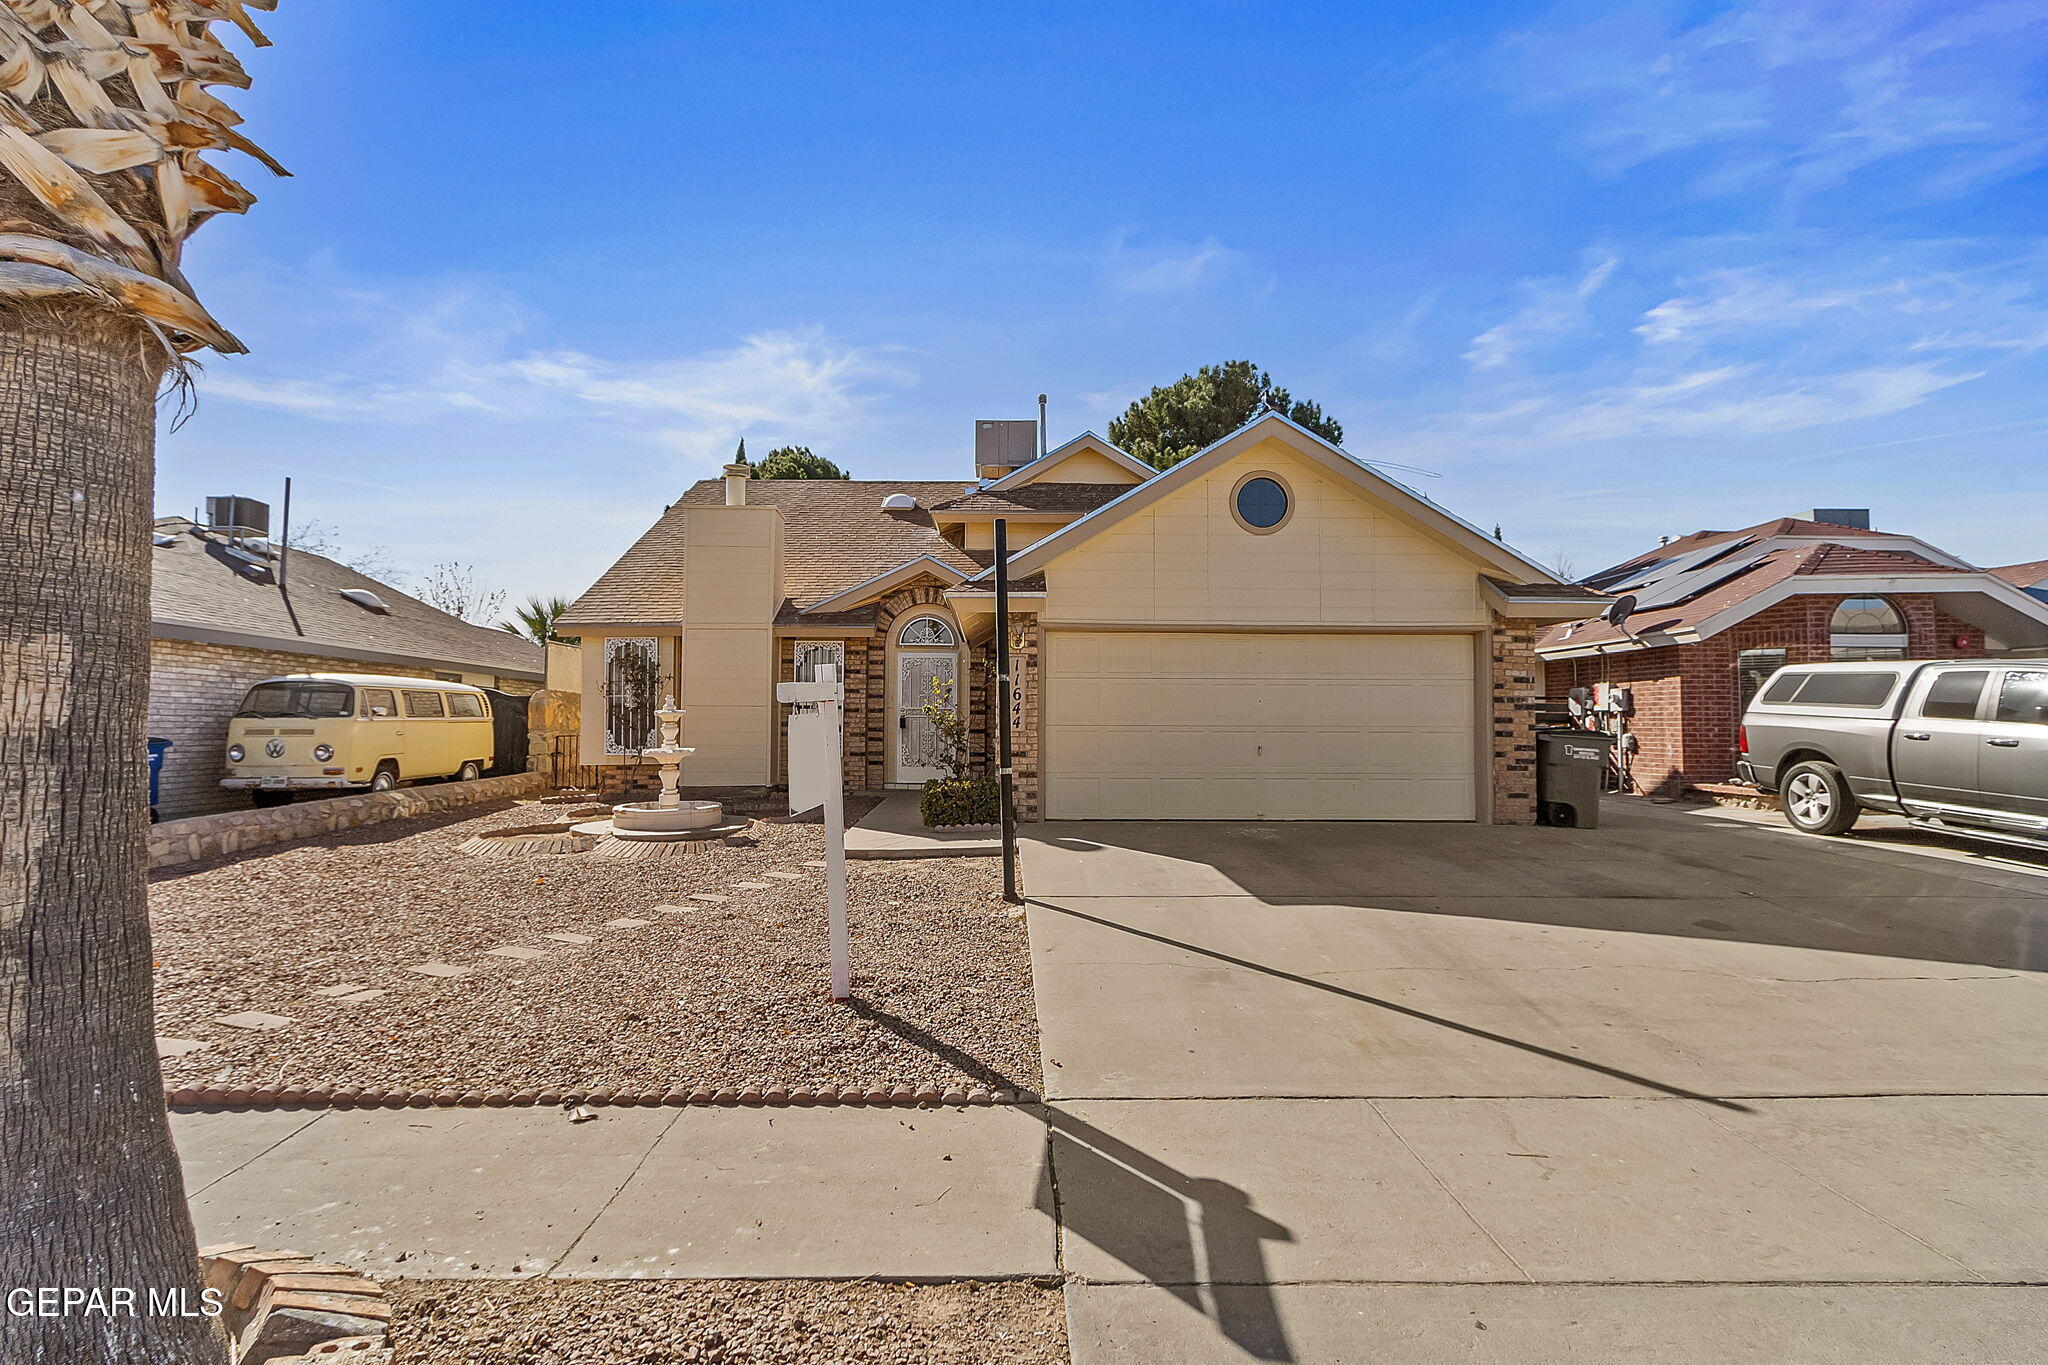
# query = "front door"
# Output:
<box><xmin>895</xmin><ymin>652</ymin><xmax>958</xmax><ymax>785</ymax></box>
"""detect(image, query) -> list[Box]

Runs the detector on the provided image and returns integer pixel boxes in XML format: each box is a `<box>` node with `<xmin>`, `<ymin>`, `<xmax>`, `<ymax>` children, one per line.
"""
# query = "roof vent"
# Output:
<box><xmin>151</xmin><ymin>532</ymin><xmax>177</xmax><ymax>548</ymax></box>
<box><xmin>339</xmin><ymin>588</ymin><xmax>391</xmax><ymax>615</ymax></box>
<box><xmin>1808</xmin><ymin>508</ymin><xmax>1871</xmax><ymax>530</ymax></box>
<box><xmin>881</xmin><ymin>493</ymin><xmax>919</xmax><ymax>511</ymax></box>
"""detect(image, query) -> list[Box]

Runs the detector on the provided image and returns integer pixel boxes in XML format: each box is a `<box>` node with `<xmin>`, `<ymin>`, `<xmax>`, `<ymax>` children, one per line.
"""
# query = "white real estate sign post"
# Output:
<box><xmin>777</xmin><ymin>664</ymin><xmax>849</xmax><ymax>1001</ymax></box>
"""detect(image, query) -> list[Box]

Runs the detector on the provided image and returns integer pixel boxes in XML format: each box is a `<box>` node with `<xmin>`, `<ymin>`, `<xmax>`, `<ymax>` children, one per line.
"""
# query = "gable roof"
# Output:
<box><xmin>150</xmin><ymin>519</ymin><xmax>544</xmax><ymax>679</ymax></box>
<box><xmin>974</xmin><ymin>411</ymin><xmax>1562</xmax><ymax>585</ymax></box>
<box><xmin>983</xmin><ymin>431</ymin><xmax>1153</xmax><ymax>489</ymax></box>
<box><xmin>561</xmin><ymin>480</ymin><xmax>983</xmax><ymax>628</ymax></box>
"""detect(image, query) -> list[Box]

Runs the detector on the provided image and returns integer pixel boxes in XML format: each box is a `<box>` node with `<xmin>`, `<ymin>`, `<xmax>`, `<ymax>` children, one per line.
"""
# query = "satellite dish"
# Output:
<box><xmin>1603</xmin><ymin>594</ymin><xmax>1637</xmax><ymax>627</ymax></box>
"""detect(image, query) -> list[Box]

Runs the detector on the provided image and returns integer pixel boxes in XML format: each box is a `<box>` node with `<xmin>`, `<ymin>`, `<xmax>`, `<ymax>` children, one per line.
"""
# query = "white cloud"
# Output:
<box><xmin>1103</xmin><ymin>233</ymin><xmax>1246</xmax><ymax>297</ymax></box>
<box><xmin>1464</xmin><ymin>255</ymin><xmax>1618</xmax><ymax>370</ymax></box>
<box><xmin>1497</xmin><ymin>0</ymin><xmax>2048</xmax><ymax>203</ymax></box>
<box><xmin>191</xmin><ymin>273</ymin><xmax>916</xmax><ymax>471</ymax></box>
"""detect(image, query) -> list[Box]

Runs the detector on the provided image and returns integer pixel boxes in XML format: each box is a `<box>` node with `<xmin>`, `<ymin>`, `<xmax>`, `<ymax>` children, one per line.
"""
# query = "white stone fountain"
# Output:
<box><xmin>574</xmin><ymin>697</ymin><xmax>735</xmax><ymax>847</ymax></box>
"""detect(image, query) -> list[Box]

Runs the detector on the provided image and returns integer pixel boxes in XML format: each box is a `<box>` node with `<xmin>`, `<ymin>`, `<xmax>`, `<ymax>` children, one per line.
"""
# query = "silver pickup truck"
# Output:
<box><xmin>1738</xmin><ymin>658</ymin><xmax>2048</xmax><ymax>847</ymax></box>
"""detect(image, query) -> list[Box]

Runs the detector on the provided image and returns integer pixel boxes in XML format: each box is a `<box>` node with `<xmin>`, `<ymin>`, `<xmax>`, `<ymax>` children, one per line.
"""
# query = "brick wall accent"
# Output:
<box><xmin>1489</xmin><ymin>615</ymin><xmax>1543</xmax><ymax>825</ymax></box>
<box><xmin>148</xmin><ymin>639</ymin><xmax>539</xmax><ymax>821</ymax></box>
<box><xmin>147</xmin><ymin>770</ymin><xmax>546</xmax><ymax>869</ymax></box>
<box><xmin>1550</xmin><ymin>591</ymin><xmax>1988</xmax><ymax>795</ymax></box>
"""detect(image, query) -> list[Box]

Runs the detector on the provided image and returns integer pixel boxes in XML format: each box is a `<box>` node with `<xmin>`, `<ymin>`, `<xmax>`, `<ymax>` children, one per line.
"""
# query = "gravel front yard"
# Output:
<box><xmin>387</xmin><ymin>1278</ymin><xmax>1067</xmax><ymax>1365</ymax></box>
<box><xmin>150</xmin><ymin>796</ymin><xmax>1039</xmax><ymax>1096</ymax></box>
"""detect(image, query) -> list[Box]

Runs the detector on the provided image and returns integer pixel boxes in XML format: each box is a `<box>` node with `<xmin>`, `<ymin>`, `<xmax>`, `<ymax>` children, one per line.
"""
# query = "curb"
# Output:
<box><xmin>167</xmin><ymin>1084</ymin><xmax>1040</xmax><ymax>1111</ymax></box>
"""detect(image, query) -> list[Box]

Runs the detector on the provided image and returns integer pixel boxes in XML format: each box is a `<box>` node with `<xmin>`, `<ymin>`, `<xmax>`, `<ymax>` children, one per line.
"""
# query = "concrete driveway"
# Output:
<box><xmin>1022</xmin><ymin>800</ymin><xmax>2048</xmax><ymax>1363</ymax></box>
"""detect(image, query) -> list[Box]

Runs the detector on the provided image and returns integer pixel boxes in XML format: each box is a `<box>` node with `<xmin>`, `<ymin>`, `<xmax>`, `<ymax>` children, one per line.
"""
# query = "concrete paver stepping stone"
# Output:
<box><xmin>803</xmin><ymin>860</ymin><xmax>828</xmax><ymax>868</ymax></box>
<box><xmin>312</xmin><ymin>984</ymin><xmax>371</xmax><ymax>998</ymax></box>
<box><xmin>336</xmin><ymin>989</ymin><xmax>385</xmax><ymax>1002</ymax></box>
<box><xmin>486</xmin><ymin>946</ymin><xmax>550</xmax><ymax>960</ymax></box>
<box><xmin>157</xmin><ymin>1037</ymin><xmax>208</xmax><ymax>1058</ymax></box>
<box><xmin>688</xmin><ymin>893</ymin><xmax>729</xmax><ymax>904</ymax></box>
<box><xmin>730</xmin><ymin>881</ymin><xmax>772</xmax><ymax>891</ymax></box>
<box><xmin>543</xmin><ymin>933</ymin><xmax>593</xmax><ymax>944</ymax></box>
<box><xmin>213</xmin><ymin>1011</ymin><xmax>294</xmax><ymax>1031</ymax></box>
<box><xmin>653</xmin><ymin>906</ymin><xmax>694</xmax><ymax>917</ymax></box>
<box><xmin>765</xmin><ymin>871</ymin><xmax>805</xmax><ymax>881</ymax></box>
<box><xmin>604</xmin><ymin>918</ymin><xmax>651</xmax><ymax>928</ymax></box>
<box><xmin>407</xmin><ymin>963</ymin><xmax>472</xmax><ymax>979</ymax></box>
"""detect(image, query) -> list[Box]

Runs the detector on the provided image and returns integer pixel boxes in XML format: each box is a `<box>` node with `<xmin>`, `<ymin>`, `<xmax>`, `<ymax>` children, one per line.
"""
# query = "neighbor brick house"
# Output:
<box><xmin>560</xmin><ymin>413</ymin><xmax>1601</xmax><ymax>823</ymax></box>
<box><xmin>150</xmin><ymin>509</ymin><xmax>544</xmax><ymax>819</ymax></box>
<box><xmin>1537</xmin><ymin>512</ymin><xmax>2048</xmax><ymax>797</ymax></box>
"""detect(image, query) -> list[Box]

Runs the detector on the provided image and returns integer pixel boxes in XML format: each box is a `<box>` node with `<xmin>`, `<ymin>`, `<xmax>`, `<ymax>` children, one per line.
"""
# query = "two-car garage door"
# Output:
<box><xmin>1043</xmin><ymin>631</ymin><xmax>1476</xmax><ymax>820</ymax></box>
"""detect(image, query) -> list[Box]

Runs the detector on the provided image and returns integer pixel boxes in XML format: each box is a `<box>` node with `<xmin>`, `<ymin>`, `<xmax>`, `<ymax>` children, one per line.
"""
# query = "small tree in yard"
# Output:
<box><xmin>1109</xmin><ymin>359</ymin><xmax>1345</xmax><ymax>470</ymax></box>
<box><xmin>753</xmin><ymin>445</ymin><xmax>849</xmax><ymax>479</ymax></box>
<box><xmin>917</xmin><ymin>672</ymin><xmax>998</xmax><ymax>827</ymax></box>
<box><xmin>0</xmin><ymin>4</ymin><xmax>287</xmax><ymax>1362</ymax></box>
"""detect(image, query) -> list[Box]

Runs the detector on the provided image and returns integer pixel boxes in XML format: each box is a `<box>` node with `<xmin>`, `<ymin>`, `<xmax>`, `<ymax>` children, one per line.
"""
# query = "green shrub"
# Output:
<box><xmin>921</xmin><ymin>776</ymin><xmax>1000</xmax><ymax>828</ymax></box>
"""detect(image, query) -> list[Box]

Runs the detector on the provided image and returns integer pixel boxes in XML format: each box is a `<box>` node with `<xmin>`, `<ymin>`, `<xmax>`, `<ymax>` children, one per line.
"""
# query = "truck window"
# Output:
<box><xmin>360</xmin><ymin>688</ymin><xmax>396</xmax><ymax>717</ymax></box>
<box><xmin>1759</xmin><ymin>672</ymin><xmax>1807</xmax><ymax>704</ymax></box>
<box><xmin>1995</xmin><ymin>670</ymin><xmax>2048</xmax><ymax>726</ymax></box>
<box><xmin>403</xmin><ymin>690</ymin><xmax>446</xmax><ymax>718</ymax></box>
<box><xmin>1920</xmin><ymin>670</ymin><xmax>1987</xmax><ymax>721</ymax></box>
<box><xmin>1792</xmin><ymin>671</ymin><xmax>1897</xmax><ymax>707</ymax></box>
<box><xmin>447</xmin><ymin>693</ymin><xmax>485</xmax><ymax>718</ymax></box>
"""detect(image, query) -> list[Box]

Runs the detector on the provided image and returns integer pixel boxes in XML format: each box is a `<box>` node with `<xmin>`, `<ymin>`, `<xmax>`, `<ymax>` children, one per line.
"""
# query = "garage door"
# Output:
<box><xmin>1044</xmin><ymin>631</ymin><xmax>1476</xmax><ymax>820</ymax></box>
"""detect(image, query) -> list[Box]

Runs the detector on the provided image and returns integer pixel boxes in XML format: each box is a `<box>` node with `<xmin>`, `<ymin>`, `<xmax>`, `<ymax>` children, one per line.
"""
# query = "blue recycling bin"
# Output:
<box><xmin>146</xmin><ymin>736</ymin><xmax>172</xmax><ymax>822</ymax></box>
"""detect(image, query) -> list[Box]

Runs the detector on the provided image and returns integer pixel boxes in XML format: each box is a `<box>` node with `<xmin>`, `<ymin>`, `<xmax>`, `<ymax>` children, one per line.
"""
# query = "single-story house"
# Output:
<box><xmin>1536</xmin><ymin>511</ymin><xmax>2048</xmax><ymax>796</ymax></box>
<box><xmin>559</xmin><ymin>412</ymin><xmax>1603</xmax><ymax>822</ymax></box>
<box><xmin>150</xmin><ymin>506</ymin><xmax>545</xmax><ymax>819</ymax></box>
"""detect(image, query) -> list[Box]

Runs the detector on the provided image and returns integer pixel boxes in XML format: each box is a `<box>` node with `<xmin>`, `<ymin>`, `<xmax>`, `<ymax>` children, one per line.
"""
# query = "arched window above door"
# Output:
<box><xmin>1830</xmin><ymin>595</ymin><xmax>1908</xmax><ymax>660</ymax></box>
<box><xmin>898</xmin><ymin>615</ymin><xmax>956</xmax><ymax>647</ymax></box>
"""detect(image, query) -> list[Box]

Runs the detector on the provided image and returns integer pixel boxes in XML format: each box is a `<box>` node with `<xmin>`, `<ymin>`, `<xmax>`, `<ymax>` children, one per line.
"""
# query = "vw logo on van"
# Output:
<box><xmin>264</xmin><ymin>739</ymin><xmax>286</xmax><ymax>759</ymax></box>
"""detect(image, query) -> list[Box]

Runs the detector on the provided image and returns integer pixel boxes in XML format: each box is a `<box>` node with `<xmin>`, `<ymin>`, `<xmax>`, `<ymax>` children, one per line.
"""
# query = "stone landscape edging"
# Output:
<box><xmin>167</xmin><ymin>1083</ymin><xmax>1036</xmax><ymax>1111</ymax></box>
<box><xmin>149</xmin><ymin>771</ymin><xmax>550</xmax><ymax>870</ymax></box>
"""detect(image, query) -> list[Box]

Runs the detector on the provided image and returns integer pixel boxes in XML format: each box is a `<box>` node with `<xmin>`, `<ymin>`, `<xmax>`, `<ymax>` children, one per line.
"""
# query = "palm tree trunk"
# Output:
<box><xmin>0</xmin><ymin>304</ymin><xmax>222</xmax><ymax>1363</ymax></box>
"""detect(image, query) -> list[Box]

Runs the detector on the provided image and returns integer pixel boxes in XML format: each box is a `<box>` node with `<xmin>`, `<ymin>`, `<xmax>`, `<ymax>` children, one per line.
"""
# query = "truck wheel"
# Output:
<box><xmin>370</xmin><ymin>763</ymin><xmax>399</xmax><ymax>793</ymax></box>
<box><xmin>458</xmin><ymin>760</ymin><xmax>482</xmax><ymax>782</ymax></box>
<box><xmin>1781</xmin><ymin>760</ymin><xmax>1860</xmax><ymax>836</ymax></box>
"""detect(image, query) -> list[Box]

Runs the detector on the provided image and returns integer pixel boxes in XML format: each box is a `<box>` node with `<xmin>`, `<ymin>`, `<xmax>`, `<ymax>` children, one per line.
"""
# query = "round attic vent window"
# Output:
<box><xmin>1232</xmin><ymin>474</ymin><xmax>1291</xmax><ymax>532</ymax></box>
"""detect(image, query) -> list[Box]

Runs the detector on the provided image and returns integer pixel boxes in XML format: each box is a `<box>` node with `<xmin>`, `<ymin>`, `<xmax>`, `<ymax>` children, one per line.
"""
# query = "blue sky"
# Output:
<box><xmin>160</xmin><ymin>0</ymin><xmax>2048</xmax><ymax>604</ymax></box>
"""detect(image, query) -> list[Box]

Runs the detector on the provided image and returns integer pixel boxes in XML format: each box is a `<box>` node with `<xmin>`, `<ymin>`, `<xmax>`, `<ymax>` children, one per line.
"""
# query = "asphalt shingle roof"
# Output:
<box><xmin>562</xmin><ymin>481</ymin><xmax>988</xmax><ymax>627</ymax></box>
<box><xmin>150</xmin><ymin>518</ymin><xmax>544</xmax><ymax>678</ymax></box>
<box><xmin>926</xmin><ymin>483</ymin><xmax>1132</xmax><ymax>516</ymax></box>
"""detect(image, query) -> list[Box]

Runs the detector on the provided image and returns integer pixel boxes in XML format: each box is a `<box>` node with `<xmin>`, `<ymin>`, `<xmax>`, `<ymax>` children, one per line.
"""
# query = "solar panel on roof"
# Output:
<box><xmin>1631</xmin><ymin>547</ymin><xmax>1773</xmax><ymax>611</ymax></box>
<box><xmin>1602</xmin><ymin>536</ymin><xmax>1754</xmax><ymax>594</ymax></box>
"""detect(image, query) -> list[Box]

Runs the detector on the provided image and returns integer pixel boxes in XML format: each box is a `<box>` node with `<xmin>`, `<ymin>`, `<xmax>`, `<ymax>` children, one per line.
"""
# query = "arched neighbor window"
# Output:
<box><xmin>1830</xmin><ymin>596</ymin><xmax>1909</xmax><ymax>661</ymax></box>
<box><xmin>898</xmin><ymin>615</ymin><xmax>956</xmax><ymax>647</ymax></box>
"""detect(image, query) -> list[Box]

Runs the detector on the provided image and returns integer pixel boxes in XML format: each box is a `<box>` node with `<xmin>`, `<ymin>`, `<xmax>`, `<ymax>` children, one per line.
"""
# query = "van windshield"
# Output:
<box><xmin>235</xmin><ymin>681</ymin><xmax>354</xmax><ymax>719</ymax></box>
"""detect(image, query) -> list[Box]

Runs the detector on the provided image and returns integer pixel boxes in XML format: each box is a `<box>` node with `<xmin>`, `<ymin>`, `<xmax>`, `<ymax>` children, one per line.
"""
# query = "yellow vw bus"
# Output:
<box><xmin>222</xmin><ymin>673</ymin><xmax>495</xmax><ymax>806</ymax></box>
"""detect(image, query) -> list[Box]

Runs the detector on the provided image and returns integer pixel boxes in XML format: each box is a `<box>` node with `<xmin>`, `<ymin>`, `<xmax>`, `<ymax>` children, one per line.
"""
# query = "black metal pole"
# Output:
<box><xmin>994</xmin><ymin>518</ymin><xmax>1020</xmax><ymax>903</ymax></box>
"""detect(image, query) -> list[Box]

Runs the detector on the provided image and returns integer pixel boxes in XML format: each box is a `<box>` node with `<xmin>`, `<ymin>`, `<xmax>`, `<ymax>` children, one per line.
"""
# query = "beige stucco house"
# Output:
<box><xmin>559</xmin><ymin>413</ymin><xmax>1600</xmax><ymax>822</ymax></box>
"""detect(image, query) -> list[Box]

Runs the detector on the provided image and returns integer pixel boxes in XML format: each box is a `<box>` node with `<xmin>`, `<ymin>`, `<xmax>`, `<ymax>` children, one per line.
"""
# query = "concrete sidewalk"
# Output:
<box><xmin>177</xmin><ymin>1104</ymin><xmax>1055</xmax><ymax>1280</ymax></box>
<box><xmin>846</xmin><ymin>790</ymin><xmax>1000</xmax><ymax>858</ymax></box>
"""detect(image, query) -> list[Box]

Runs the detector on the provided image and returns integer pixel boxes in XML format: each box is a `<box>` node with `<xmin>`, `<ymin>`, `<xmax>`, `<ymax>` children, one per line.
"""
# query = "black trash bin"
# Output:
<box><xmin>1536</xmin><ymin>728</ymin><xmax>1612</xmax><ymax>828</ymax></box>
